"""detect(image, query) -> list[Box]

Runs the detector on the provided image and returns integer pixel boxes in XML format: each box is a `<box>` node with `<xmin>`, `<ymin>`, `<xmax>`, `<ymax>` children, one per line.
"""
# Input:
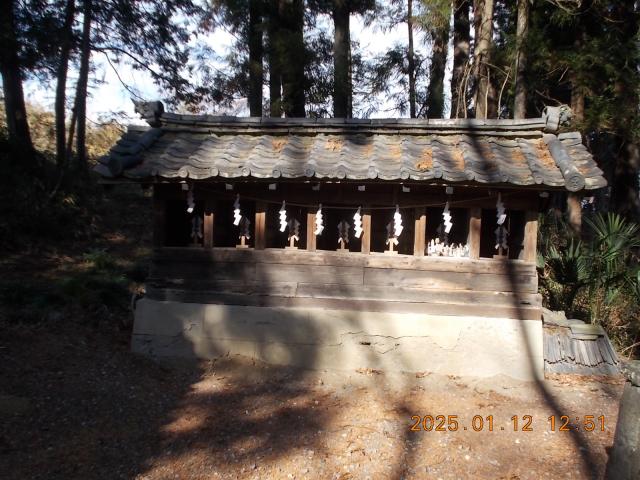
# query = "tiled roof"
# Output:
<box><xmin>543</xmin><ymin>310</ymin><xmax>620</xmax><ymax>376</ymax></box>
<box><xmin>95</xmin><ymin>103</ymin><xmax>607</xmax><ymax>192</ymax></box>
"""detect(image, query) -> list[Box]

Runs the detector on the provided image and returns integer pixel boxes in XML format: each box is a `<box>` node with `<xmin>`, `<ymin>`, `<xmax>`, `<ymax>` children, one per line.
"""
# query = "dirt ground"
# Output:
<box><xmin>0</xmin><ymin>186</ymin><xmax>626</xmax><ymax>479</ymax></box>
<box><xmin>0</xmin><ymin>318</ymin><xmax>624</xmax><ymax>480</ymax></box>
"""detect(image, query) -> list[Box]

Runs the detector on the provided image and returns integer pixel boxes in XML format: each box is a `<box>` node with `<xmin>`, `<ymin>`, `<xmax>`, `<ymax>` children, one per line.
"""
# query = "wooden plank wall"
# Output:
<box><xmin>147</xmin><ymin>248</ymin><xmax>542</xmax><ymax>319</ymax></box>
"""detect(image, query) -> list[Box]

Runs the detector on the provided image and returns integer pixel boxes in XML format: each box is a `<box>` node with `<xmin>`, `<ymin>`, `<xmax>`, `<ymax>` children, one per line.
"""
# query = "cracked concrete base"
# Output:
<box><xmin>132</xmin><ymin>298</ymin><xmax>544</xmax><ymax>381</ymax></box>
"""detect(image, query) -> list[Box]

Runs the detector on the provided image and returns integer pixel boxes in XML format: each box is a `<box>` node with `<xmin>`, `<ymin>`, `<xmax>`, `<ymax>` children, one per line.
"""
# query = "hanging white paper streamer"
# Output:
<box><xmin>186</xmin><ymin>186</ymin><xmax>195</xmax><ymax>213</ymax></box>
<box><xmin>239</xmin><ymin>217</ymin><xmax>251</xmax><ymax>239</ymax></box>
<box><xmin>386</xmin><ymin>221</ymin><xmax>399</xmax><ymax>246</ymax></box>
<box><xmin>442</xmin><ymin>201</ymin><xmax>453</xmax><ymax>234</ymax></box>
<box><xmin>314</xmin><ymin>204</ymin><xmax>324</xmax><ymax>235</ymax></box>
<box><xmin>495</xmin><ymin>226</ymin><xmax>509</xmax><ymax>250</ymax></box>
<box><xmin>288</xmin><ymin>218</ymin><xmax>300</xmax><ymax>241</ymax></box>
<box><xmin>496</xmin><ymin>193</ymin><xmax>507</xmax><ymax>225</ymax></box>
<box><xmin>233</xmin><ymin>194</ymin><xmax>242</xmax><ymax>226</ymax></box>
<box><xmin>338</xmin><ymin>220</ymin><xmax>350</xmax><ymax>244</ymax></box>
<box><xmin>279</xmin><ymin>201</ymin><xmax>287</xmax><ymax>232</ymax></box>
<box><xmin>191</xmin><ymin>216</ymin><xmax>203</xmax><ymax>240</ymax></box>
<box><xmin>353</xmin><ymin>207</ymin><xmax>363</xmax><ymax>238</ymax></box>
<box><xmin>393</xmin><ymin>205</ymin><xmax>403</xmax><ymax>237</ymax></box>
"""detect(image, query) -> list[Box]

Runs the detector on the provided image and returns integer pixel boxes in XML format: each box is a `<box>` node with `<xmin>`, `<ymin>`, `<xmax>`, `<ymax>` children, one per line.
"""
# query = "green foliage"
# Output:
<box><xmin>539</xmin><ymin>211</ymin><xmax>640</xmax><ymax>357</ymax></box>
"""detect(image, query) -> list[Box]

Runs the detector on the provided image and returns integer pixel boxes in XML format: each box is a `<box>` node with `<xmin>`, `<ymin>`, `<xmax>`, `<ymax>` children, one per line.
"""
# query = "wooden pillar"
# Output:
<box><xmin>361</xmin><ymin>207</ymin><xmax>371</xmax><ymax>254</ymax></box>
<box><xmin>306</xmin><ymin>209</ymin><xmax>316</xmax><ymax>251</ymax></box>
<box><xmin>413</xmin><ymin>207</ymin><xmax>426</xmax><ymax>256</ymax></box>
<box><xmin>468</xmin><ymin>207</ymin><xmax>481</xmax><ymax>259</ymax></box>
<box><xmin>203</xmin><ymin>198</ymin><xmax>215</xmax><ymax>249</ymax></box>
<box><xmin>567</xmin><ymin>193</ymin><xmax>582</xmax><ymax>234</ymax></box>
<box><xmin>152</xmin><ymin>186</ymin><xmax>165</xmax><ymax>247</ymax></box>
<box><xmin>254</xmin><ymin>201</ymin><xmax>266</xmax><ymax>250</ymax></box>
<box><xmin>523</xmin><ymin>210</ymin><xmax>538</xmax><ymax>263</ymax></box>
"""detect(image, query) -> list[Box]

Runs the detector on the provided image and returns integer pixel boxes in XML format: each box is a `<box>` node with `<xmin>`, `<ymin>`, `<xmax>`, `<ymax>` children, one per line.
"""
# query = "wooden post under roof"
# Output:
<box><xmin>523</xmin><ymin>210</ymin><xmax>538</xmax><ymax>263</ymax></box>
<box><xmin>413</xmin><ymin>207</ymin><xmax>426</xmax><ymax>256</ymax></box>
<box><xmin>306</xmin><ymin>209</ymin><xmax>316</xmax><ymax>251</ymax></box>
<box><xmin>567</xmin><ymin>192</ymin><xmax>582</xmax><ymax>234</ymax></box>
<box><xmin>254</xmin><ymin>201</ymin><xmax>266</xmax><ymax>250</ymax></box>
<box><xmin>153</xmin><ymin>186</ymin><xmax>165</xmax><ymax>247</ymax></box>
<box><xmin>203</xmin><ymin>198</ymin><xmax>215</xmax><ymax>249</ymax></box>
<box><xmin>361</xmin><ymin>207</ymin><xmax>371</xmax><ymax>254</ymax></box>
<box><xmin>468</xmin><ymin>207</ymin><xmax>482</xmax><ymax>259</ymax></box>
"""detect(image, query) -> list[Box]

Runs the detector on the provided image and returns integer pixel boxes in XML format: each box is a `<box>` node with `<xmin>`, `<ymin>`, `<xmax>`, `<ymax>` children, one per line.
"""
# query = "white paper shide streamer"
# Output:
<box><xmin>442</xmin><ymin>201</ymin><xmax>453</xmax><ymax>234</ymax></box>
<box><xmin>393</xmin><ymin>205</ymin><xmax>403</xmax><ymax>237</ymax></box>
<box><xmin>191</xmin><ymin>216</ymin><xmax>203</xmax><ymax>241</ymax></box>
<box><xmin>495</xmin><ymin>193</ymin><xmax>508</xmax><ymax>251</ymax></box>
<box><xmin>279</xmin><ymin>201</ymin><xmax>287</xmax><ymax>232</ymax></box>
<box><xmin>233</xmin><ymin>194</ymin><xmax>242</xmax><ymax>226</ymax></box>
<box><xmin>338</xmin><ymin>220</ymin><xmax>350</xmax><ymax>245</ymax></box>
<box><xmin>386</xmin><ymin>205</ymin><xmax>403</xmax><ymax>246</ymax></box>
<box><xmin>288</xmin><ymin>218</ymin><xmax>300</xmax><ymax>242</ymax></box>
<box><xmin>186</xmin><ymin>185</ymin><xmax>195</xmax><ymax>213</ymax></box>
<box><xmin>314</xmin><ymin>204</ymin><xmax>324</xmax><ymax>235</ymax></box>
<box><xmin>353</xmin><ymin>207</ymin><xmax>363</xmax><ymax>239</ymax></box>
<box><xmin>496</xmin><ymin>193</ymin><xmax>507</xmax><ymax>226</ymax></box>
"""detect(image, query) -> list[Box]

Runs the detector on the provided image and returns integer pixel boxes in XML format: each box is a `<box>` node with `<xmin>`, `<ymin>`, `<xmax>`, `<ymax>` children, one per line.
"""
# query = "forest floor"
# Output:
<box><xmin>0</xmin><ymin>185</ymin><xmax>626</xmax><ymax>479</ymax></box>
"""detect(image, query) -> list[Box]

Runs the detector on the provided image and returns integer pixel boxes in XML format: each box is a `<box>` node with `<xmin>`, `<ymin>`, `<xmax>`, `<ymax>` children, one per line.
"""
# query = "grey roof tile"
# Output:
<box><xmin>96</xmin><ymin>114</ymin><xmax>608</xmax><ymax>191</ymax></box>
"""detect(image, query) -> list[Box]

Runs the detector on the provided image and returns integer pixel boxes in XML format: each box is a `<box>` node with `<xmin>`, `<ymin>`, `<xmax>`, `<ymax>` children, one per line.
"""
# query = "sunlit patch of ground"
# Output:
<box><xmin>0</xmin><ymin>322</ymin><xmax>623</xmax><ymax>480</ymax></box>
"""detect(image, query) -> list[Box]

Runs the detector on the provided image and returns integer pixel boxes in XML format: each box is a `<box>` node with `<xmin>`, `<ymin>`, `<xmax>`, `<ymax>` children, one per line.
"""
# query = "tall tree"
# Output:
<box><xmin>248</xmin><ymin>0</ymin><xmax>264</xmax><ymax>116</ymax></box>
<box><xmin>407</xmin><ymin>0</ymin><xmax>416</xmax><ymax>118</ymax></box>
<box><xmin>327</xmin><ymin>0</ymin><xmax>374</xmax><ymax>117</ymax></box>
<box><xmin>267</xmin><ymin>0</ymin><xmax>305</xmax><ymax>117</ymax></box>
<box><xmin>472</xmin><ymin>0</ymin><xmax>494</xmax><ymax>119</ymax></box>
<box><xmin>279</xmin><ymin>0</ymin><xmax>306</xmax><ymax>116</ymax></box>
<box><xmin>451</xmin><ymin>0</ymin><xmax>470</xmax><ymax>118</ymax></box>
<box><xmin>54</xmin><ymin>0</ymin><xmax>76</xmax><ymax>167</ymax></box>
<box><xmin>74</xmin><ymin>0</ymin><xmax>92</xmax><ymax>167</ymax></box>
<box><xmin>426</xmin><ymin>1</ymin><xmax>450</xmax><ymax>118</ymax></box>
<box><xmin>513</xmin><ymin>0</ymin><xmax>529</xmax><ymax>119</ymax></box>
<box><xmin>333</xmin><ymin>0</ymin><xmax>352</xmax><ymax>117</ymax></box>
<box><xmin>0</xmin><ymin>0</ymin><xmax>34</xmax><ymax>159</ymax></box>
<box><xmin>267</xmin><ymin>0</ymin><xmax>283</xmax><ymax>116</ymax></box>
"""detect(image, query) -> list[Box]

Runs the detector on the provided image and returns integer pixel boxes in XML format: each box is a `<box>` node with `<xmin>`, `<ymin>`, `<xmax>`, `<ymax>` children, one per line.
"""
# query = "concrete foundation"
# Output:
<box><xmin>132</xmin><ymin>298</ymin><xmax>544</xmax><ymax>381</ymax></box>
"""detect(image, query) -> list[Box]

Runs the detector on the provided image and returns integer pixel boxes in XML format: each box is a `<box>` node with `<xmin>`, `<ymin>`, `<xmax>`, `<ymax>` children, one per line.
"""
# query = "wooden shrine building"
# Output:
<box><xmin>97</xmin><ymin>102</ymin><xmax>606</xmax><ymax>380</ymax></box>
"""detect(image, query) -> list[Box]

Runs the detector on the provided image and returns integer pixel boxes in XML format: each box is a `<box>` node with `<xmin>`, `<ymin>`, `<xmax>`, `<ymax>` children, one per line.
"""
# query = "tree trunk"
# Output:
<box><xmin>267</xmin><ymin>0</ymin><xmax>282</xmax><ymax>117</ymax></box>
<box><xmin>472</xmin><ymin>0</ymin><xmax>494</xmax><ymax>119</ymax></box>
<box><xmin>333</xmin><ymin>0</ymin><xmax>351</xmax><ymax>118</ymax></box>
<box><xmin>280</xmin><ymin>0</ymin><xmax>305</xmax><ymax>117</ymax></box>
<box><xmin>609</xmin><ymin>0</ymin><xmax>640</xmax><ymax>219</ymax></box>
<box><xmin>248</xmin><ymin>0</ymin><xmax>264</xmax><ymax>117</ymax></box>
<box><xmin>75</xmin><ymin>0</ymin><xmax>92</xmax><ymax>169</ymax></box>
<box><xmin>427</xmin><ymin>26</ymin><xmax>449</xmax><ymax>118</ymax></box>
<box><xmin>451</xmin><ymin>0</ymin><xmax>470</xmax><ymax>118</ymax></box>
<box><xmin>55</xmin><ymin>0</ymin><xmax>76</xmax><ymax>167</ymax></box>
<box><xmin>513</xmin><ymin>0</ymin><xmax>529</xmax><ymax>119</ymax></box>
<box><xmin>407</xmin><ymin>0</ymin><xmax>416</xmax><ymax>118</ymax></box>
<box><xmin>0</xmin><ymin>0</ymin><xmax>33</xmax><ymax>159</ymax></box>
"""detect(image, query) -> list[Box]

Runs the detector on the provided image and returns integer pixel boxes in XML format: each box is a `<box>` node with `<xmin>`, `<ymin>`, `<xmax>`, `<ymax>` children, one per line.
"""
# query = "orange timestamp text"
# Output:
<box><xmin>410</xmin><ymin>415</ymin><xmax>607</xmax><ymax>432</ymax></box>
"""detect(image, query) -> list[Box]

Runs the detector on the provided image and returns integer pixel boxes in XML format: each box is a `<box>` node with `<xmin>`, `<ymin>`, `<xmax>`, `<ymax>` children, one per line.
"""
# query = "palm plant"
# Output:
<box><xmin>539</xmin><ymin>212</ymin><xmax>640</xmax><ymax>321</ymax></box>
<box><xmin>584</xmin><ymin>213</ymin><xmax>640</xmax><ymax>322</ymax></box>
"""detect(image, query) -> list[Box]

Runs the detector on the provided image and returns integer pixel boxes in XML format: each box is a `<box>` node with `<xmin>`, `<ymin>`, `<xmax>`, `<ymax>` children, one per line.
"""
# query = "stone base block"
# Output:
<box><xmin>132</xmin><ymin>298</ymin><xmax>544</xmax><ymax>381</ymax></box>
